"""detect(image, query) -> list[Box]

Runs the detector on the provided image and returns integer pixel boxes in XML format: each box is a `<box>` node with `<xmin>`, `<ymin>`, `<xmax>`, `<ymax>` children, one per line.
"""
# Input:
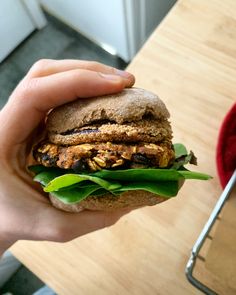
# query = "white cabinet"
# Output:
<box><xmin>40</xmin><ymin>0</ymin><xmax>176</xmax><ymax>62</ymax></box>
<box><xmin>0</xmin><ymin>0</ymin><xmax>175</xmax><ymax>63</ymax></box>
<box><xmin>0</xmin><ymin>0</ymin><xmax>46</xmax><ymax>62</ymax></box>
<box><xmin>0</xmin><ymin>0</ymin><xmax>34</xmax><ymax>62</ymax></box>
<box><xmin>41</xmin><ymin>0</ymin><xmax>130</xmax><ymax>60</ymax></box>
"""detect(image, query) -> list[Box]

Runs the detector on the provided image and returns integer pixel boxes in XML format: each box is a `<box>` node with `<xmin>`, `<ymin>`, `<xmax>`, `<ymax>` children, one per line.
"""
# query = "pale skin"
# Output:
<box><xmin>0</xmin><ymin>59</ymin><xmax>135</xmax><ymax>256</ymax></box>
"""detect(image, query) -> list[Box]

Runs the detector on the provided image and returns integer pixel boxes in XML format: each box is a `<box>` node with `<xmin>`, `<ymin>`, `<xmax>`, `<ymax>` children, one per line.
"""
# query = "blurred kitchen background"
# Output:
<box><xmin>0</xmin><ymin>0</ymin><xmax>176</xmax><ymax>293</ymax></box>
<box><xmin>0</xmin><ymin>0</ymin><xmax>176</xmax><ymax>107</ymax></box>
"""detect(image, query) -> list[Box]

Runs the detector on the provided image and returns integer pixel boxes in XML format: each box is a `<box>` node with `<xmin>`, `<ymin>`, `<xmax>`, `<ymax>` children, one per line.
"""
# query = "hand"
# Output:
<box><xmin>0</xmin><ymin>59</ymin><xmax>135</xmax><ymax>255</ymax></box>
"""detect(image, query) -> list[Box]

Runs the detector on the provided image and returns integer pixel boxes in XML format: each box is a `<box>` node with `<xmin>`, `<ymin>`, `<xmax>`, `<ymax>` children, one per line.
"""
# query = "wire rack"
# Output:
<box><xmin>185</xmin><ymin>170</ymin><xmax>236</xmax><ymax>294</ymax></box>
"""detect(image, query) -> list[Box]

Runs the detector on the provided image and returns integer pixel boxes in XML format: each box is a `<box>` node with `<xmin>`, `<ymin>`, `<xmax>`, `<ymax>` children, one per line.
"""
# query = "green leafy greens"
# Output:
<box><xmin>29</xmin><ymin>143</ymin><xmax>212</xmax><ymax>204</ymax></box>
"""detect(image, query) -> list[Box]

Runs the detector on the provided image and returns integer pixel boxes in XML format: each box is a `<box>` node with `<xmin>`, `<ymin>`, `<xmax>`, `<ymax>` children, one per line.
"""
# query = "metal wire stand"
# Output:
<box><xmin>185</xmin><ymin>170</ymin><xmax>236</xmax><ymax>294</ymax></box>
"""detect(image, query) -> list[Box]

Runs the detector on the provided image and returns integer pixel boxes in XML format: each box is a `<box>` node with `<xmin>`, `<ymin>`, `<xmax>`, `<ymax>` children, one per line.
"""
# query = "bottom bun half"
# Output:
<box><xmin>49</xmin><ymin>190</ymin><xmax>167</xmax><ymax>212</ymax></box>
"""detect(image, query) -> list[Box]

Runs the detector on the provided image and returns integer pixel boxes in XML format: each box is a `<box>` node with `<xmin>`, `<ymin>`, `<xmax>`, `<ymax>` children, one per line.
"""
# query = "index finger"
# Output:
<box><xmin>0</xmin><ymin>68</ymin><xmax>133</xmax><ymax>146</ymax></box>
<box><xmin>27</xmin><ymin>59</ymin><xmax>135</xmax><ymax>85</ymax></box>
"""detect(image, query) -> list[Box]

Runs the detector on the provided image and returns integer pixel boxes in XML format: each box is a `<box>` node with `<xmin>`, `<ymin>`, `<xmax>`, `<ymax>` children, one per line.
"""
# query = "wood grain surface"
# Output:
<box><xmin>10</xmin><ymin>0</ymin><xmax>236</xmax><ymax>294</ymax></box>
<box><xmin>205</xmin><ymin>187</ymin><xmax>236</xmax><ymax>292</ymax></box>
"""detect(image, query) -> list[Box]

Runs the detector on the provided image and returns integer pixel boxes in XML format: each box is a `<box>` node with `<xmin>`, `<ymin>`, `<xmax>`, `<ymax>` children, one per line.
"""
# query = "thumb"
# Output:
<box><xmin>35</xmin><ymin>205</ymin><xmax>131</xmax><ymax>242</ymax></box>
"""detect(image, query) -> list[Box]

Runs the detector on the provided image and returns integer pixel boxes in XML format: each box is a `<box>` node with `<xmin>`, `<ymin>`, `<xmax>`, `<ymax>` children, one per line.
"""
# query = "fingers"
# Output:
<box><xmin>27</xmin><ymin>59</ymin><xmax>135</xmax><ymax>86</ymax></box>
<box><xmin>0</xmin><ymin>68</ymin><xmax>132</xmax><ymax>146</ymax></box>
<box><xmin>36</xmin><ymin>206</ymin><xmax>131</xmax><ymax>242</ymax></box>
<box><xmin>24</xmin><ymin>69</ymin><xmax>129</xmax><ymax>111</ymax></box>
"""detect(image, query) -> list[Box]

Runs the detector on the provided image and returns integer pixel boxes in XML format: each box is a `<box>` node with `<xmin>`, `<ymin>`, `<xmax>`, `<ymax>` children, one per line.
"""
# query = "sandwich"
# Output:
<box><xmin>30</xmin><ymin>87</ymin><xmax>211</xmax><ymax>212</ymax></box>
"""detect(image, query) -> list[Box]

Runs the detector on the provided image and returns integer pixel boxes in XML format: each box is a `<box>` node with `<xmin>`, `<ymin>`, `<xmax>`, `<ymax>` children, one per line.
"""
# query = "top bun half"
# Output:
<box><xmin>46</xmin><ymin>88</ymin><xmax>170</xmax><ymax>134</ymax></box>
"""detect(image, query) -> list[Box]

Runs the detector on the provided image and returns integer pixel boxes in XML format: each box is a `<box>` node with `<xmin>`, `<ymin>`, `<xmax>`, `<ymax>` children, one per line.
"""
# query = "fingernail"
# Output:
<box><xmin>99</xmin><ymin>73</ymin><xmax>121</xmax><ymax>81</ymax></box>
<box><xmin>115</xmin><ymin>69</ymin><xmax>132</xmax><ymax>79</ymax></box>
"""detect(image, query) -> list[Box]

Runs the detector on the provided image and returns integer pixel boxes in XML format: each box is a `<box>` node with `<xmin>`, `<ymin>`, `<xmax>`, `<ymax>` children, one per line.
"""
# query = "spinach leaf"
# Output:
<box><xmin>114</xmin><ymin>181</ymin><xmax>179</xmax><ymax>197</ymax></box>
<box><xmin>50</xmin><ymin>185</ymin><xmax>102</xmax><ymax>204</ymax></box>
<box><xmin>93</xmin><ymin>169</ymin><xmax>183</xmax><ymax>181</ymax></box>
<box><xmin>51</xmin><ymin>180</ymin><xmax>179</xmax><ymax>204</ymax></box>
<box><xmin>172</xmin><ymin>144</ymin><xmax>197</xmax><ymax>169</ymax></box>
<box><xmin>179</xmin><ymin>170</ymin><xmax>212</xmax><ymax>180</ymax></box>
<box><xmin>34</xmin><ymin>169</ymin><xmax>62</xmax><ymax>186</ymax></box>
<box><xmin>44</xmin><ymin>174</ymin><xmax>122</xmax><ymax>192</ymax></box>
<box><xmin>173</xmin><ymin>143</ymin><xmax>188</xmax><ymax>158</ymax></box>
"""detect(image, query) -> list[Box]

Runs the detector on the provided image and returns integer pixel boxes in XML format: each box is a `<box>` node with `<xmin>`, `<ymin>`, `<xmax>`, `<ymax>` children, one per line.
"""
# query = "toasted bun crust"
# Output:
<box><xmin>47</xmin><ymin>88</ymin><xmax>170</xmax><ymax>134</ymax></box>
<box><xmin>49</xmin><ymin>190</ymin><xmax>167</xmax><ymax>212</ymax></box>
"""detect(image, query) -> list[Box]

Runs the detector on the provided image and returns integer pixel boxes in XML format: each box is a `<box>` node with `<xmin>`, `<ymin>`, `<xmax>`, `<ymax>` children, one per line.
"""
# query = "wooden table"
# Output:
<box><xmin>10</xmin><ymin>0</ymin><xmax>236</xmax><ymax>294</ymax></box>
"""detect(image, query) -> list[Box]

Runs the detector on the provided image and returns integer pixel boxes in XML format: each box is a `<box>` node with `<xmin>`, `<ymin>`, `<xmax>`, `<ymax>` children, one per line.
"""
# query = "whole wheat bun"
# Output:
<box><xmin>44</xmin><ymin>87</ymin><xmax>175</xmax><ymax>212</ymax></box>
<box><xmin>49</xmin><ymin>190</ymin><xmax>167</xmax><ymax>212</ymax></box>
<box><xmin>47</xmin><ymin>87</ymin><xmax>170</xmax><ymax>134</ymax></box>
